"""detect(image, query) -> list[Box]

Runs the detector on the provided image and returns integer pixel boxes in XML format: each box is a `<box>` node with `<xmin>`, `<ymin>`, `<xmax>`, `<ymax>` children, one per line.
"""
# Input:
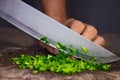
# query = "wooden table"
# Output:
<box><xmin>0</xmin><ymin>26</ymin><xmax>120</xmax><ymax>80</ymax></box>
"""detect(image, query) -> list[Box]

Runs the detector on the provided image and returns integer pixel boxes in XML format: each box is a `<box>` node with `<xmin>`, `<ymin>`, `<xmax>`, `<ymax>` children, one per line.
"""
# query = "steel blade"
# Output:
<box><xmin>0</xmin><ymin>0</ymin><xmax>119</xmax><ymax>63</ymax></box>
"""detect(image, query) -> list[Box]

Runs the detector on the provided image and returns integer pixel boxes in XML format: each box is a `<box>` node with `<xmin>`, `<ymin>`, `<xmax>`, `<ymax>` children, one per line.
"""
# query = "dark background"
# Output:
<box><xmin>1</xmin><ymin>0</ymin><xmax>120</xmax><ymax>33</ymax></box>
<box><xmin>66</xmin><ymin>0</ymin><xmax>120</xmax><ymax>33</ymax></box>
<box><xmin>0</xmin><ymin>0</ymin><xmax>120</xmax><ymax>53</ymax></box>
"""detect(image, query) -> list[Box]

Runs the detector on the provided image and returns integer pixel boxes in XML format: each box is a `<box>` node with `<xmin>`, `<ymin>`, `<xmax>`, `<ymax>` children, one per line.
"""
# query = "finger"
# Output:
<box><xmin>65</xmin><ymin>19</ymin><xmax>85</xmax><ymax>34</ymax></box>
<box><xmin>82</xmin><ymin>24</ymin><xmax>97</xmax><ymax>40</ymax></box>
<box><xmin>64</xmin><ymin>18</ymin><xmax>75</xmax><ymax>27</ymax></box>
<box><xmin>93</xmin><ymin>35</ymin><xmax>105</xmax><ymax>46</ymax></box>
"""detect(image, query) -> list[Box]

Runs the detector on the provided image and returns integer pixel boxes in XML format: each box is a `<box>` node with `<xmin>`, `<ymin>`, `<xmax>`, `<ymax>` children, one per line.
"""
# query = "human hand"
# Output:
<box><xmin>64</xmin><ymin>18</ymin><xmax>105</xmax><ymax>46</ymax></box>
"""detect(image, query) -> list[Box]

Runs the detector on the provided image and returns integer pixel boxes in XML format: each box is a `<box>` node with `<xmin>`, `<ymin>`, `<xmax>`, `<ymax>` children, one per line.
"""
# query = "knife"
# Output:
<box><xmin>0</xmin><ymin>0</ymin><xmax>119</xmax><ymax>63</ymax></box>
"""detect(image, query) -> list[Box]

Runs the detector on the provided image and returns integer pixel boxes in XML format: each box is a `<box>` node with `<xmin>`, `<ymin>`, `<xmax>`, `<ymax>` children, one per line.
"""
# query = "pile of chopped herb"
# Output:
<box><xmin>10</xmin><ymin>36</ymin><xmax>111</xmax><ymax>75</ymax></box>
<box><xmin>10</xmin><ymin>53</ymin><xmax>110</xmax><ymax>74</ymax></box>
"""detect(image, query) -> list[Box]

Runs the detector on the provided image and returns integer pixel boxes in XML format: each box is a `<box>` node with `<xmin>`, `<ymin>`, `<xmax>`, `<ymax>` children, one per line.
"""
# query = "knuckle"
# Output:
<box><xmin>87</xmin><ymin>25</ymin><xmax>98</xmax><ymax>35</ymax></box>
<box><xmin>70</xmin><ymin>20</ymin><xmax>85</xmax><ymax>33</ymax></box>
<box><xmin>64</xmin><ymin>18</ymin><xmax>75</xmax><ymax>27</ymax></box>
<box><xmin>71</xmin><ymin>20</ymin><xmax>84</xmax><ymax>28</ymax></box>
<box><xmin>99</xmin><ymin>36</ymin><xmax>105</xmax><ymax>43</ymax></box>
<box><xmin>95</xmin><ymin>35</ymin><xmax>106</xmax><ymax>46</ymax></box>
<box><xmin>82</xmin><ymin>24</ymin><xmax>98</xmax><ymax>40</ymax></box>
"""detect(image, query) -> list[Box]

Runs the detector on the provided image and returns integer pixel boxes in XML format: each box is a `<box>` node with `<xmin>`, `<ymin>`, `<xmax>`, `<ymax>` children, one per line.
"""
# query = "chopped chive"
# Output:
<box><xmin>10</xmin><ymin>36</ymin><xmax>111</xmax><ymax>75</ymax></box>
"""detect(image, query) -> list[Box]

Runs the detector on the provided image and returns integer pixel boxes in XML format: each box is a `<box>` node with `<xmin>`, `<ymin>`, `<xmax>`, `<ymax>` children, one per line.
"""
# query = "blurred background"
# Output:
<box><xmin>0</xmin><ymin>0</ymin><xmax>120</xmax><ymax>54</ymax></box>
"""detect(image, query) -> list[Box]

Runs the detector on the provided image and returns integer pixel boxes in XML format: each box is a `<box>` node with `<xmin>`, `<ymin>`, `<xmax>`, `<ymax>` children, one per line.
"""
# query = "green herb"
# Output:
<box><xmin>55</xmin><ymin>42</ymin><xmax>78</xmax><ymax>56</ymax></box>
<box><xmin>40</xmin><ymin>36</ymin><xmax>50</xmax><ymax>44</ymax></box>
<box><xmin>10</xmin><ymin>53</ymin><xmax>111</xmax><ymax>75</ymax></box>
<box><xmin>10</xmin><ymin>36</ymin><xmax>111</xmax><ymax>75</ymax></box>
<box><xmin>55</xmin><ymin>42</ymin><xmax>67</xmax><ymax>50</ymax></box>
<box><xmin>81</xmin><ymin>46</ymin><xmax>88</xmax><ymax>53</ymax></box>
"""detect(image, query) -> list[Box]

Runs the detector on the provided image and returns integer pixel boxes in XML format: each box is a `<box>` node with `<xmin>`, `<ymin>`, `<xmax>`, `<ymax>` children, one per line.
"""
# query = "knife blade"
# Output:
<box><xmin>0</xmin><ymin>0</ymin><xmax>119</xmax><ymax>63</ymax></box>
